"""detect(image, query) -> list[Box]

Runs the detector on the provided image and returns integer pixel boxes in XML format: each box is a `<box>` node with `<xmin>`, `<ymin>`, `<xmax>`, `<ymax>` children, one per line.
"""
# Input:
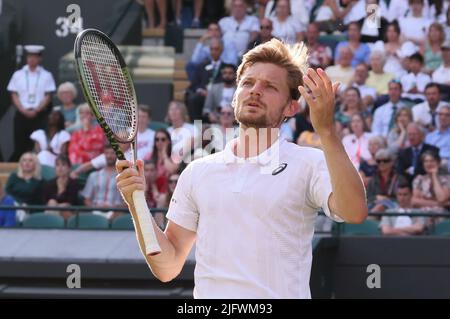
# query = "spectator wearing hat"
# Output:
<box><xmin>432</xmin><ymin>39</ymin><xmax>450</xmax><ymax>85</ymax></box>
<box><xmin>7</xmin><ymin>45</ymin><xmax>56</xmax><ymax>161</ymax></box>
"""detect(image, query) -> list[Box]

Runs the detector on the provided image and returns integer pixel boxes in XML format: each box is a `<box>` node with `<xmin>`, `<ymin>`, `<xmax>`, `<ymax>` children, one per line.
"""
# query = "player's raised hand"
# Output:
<box><xmin>116</xmin><ymin>159</ymin><xmax>146</xmax><ymax>207</ymax></box>
<box><xmin>298</xmin><ymin>68</ymin><xmax>340</xmax><ymax>136</ymax></box>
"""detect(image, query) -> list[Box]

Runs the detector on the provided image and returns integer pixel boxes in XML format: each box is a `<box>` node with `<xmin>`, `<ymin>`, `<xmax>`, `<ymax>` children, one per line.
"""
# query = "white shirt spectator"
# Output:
<box><xmin>136</xmin><ymin>128</ymin><xmax>155</xmax><ymax>161</ymax></box>
<box><xmin>168</xmin><ymin>123</ymin><xmax>200</xmax><ymax>159</ymax></box>
<box><xmin>412</xmin><ymin>100</ymin><xmax>447</xmax><ymax>129</ymax></box>
<box><xmin>166</xmin><ymin>138</ymin><xmax>342</xmax><ymax>298</ymax></box>
<box><xmin>219</xmin><ymin>15</ymin><xmax>260</xmax><ymax>57</ymax></box>
<box><xmin>342</xmin><ymin>132</ymin><xmax>374</xmax><ymax>169</ymax></box>
<box><xmin>372</xmin><ymin>101</ymin><xmax>406</xmax><ymax>137</ymax></box>
<box><xmin>90</xmin><ymin>129</ymin><xmax>154</xmax><ymax>169</ymax></box>
<box><xmin>270</xmin><ymin>16</ymin><xmax>304</xmax><ymax>44</ymax></box>
<box><xmin>398</xmin><ymin>16</ymin><xmax>432</xmax><ymax>44</ymax></box>
<box><xmin>432</xmin><ymin>64</ymin><xmax>450</xmax><ymax>84</ymax></box>
<box><xmin>30</xmin><ymin>129</ymin><xmax>71</xmax><ymax>167</ymax></box>
<box><xmin>220</xmin><ymin>87</ymin><xmax>235</xmax><ymax>108</ymax></box>
<box><xmin>343</xmin><ymin>0</ymin><xmax>388</xmax><ymax>25</ymax></box>
<box><xmin>264</xmin><ymin>0</ymin><xmax>310</xmax><ymax>29</ymax></box>
<box><xmin>7</xmin><ymin>65</ymin><xmax>56</xmax><ymax>110</ymax></box>
<box><xmin>353</xmin><ymin>84</ymin><xmax>377</xmax><ymax>101</ymax></box>
<box><xmin>400</xmin><ymin>72</ymin><xmax>431</xmax><ymax>100</ymax></box>
<box><xmin>387</xmin><ymin>0</ymin><xmax>409</xmax><ymax>22</ymax></box>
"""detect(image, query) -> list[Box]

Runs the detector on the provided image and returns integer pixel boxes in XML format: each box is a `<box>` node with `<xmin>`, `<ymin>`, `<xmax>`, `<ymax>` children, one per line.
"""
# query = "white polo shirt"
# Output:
<box><xmin>7</xmin><ymin>65</ymin><xmax>56</xmax><ymax>110</ymax></box>
<box><xmin>412</xmin><ymin>100</ymin><xmax>447</xmax><ymax>129</ymax></box>
<box><xmin>219</xmin><ymin>15</ymin><xmax>260</xmax><ymax>57</ymax></box>
<box><xmin>167</xmin><ymin>138</ymin><xmax>343</xmax><ymax>299</ymax></box>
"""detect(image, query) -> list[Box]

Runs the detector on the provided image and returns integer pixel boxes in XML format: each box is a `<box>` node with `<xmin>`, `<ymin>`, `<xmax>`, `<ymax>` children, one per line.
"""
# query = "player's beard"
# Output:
<box><xmin>235</xmin><ymin>98</ymin><xmax>287</xmax><ymax>129</ymax></box>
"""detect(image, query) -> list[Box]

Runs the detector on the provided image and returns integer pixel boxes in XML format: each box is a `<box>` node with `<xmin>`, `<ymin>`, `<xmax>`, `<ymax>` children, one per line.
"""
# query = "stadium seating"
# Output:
<box><xmin>149</xmin><ymin>121</ymin><xmax>169</xmax><ymax>131</ymax></box>
<box><xmin>111</xmin><ymin>214</ymin><xmax>134</xmax><ymax>230</ymax></box>
<box><xmin>41</xmin><ymin>165</ymin><xmax>56</xmax><ymax>181</ymax></box>
<box><xmin>22</xmin><ymin>213</ymin><xmax>65</xmax><ymax>229</ymax></box>
<box><xmin>341</xmin><ymin>220</ymin><xmax>381</xmax><ymax>236</ymax></box>
<box><xmin>67</xmin><ymin>214</ymin><xmax>110</xmax><ymax>230</ymax></box>
<box><xmin>433</xmin><ymin>220</ymin><xmax>450</xmax><ymax>236</ymax></box>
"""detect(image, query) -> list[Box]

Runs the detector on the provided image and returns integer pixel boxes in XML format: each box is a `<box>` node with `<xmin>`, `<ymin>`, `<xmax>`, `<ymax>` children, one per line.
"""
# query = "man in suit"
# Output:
<box><xmin>396</xmin><ymin>122</ymin><xmax>440</xmax><ymax>183</ymax></box>
<box><xmin>203</xmin><ymin>63</ymin><xmax>237</xmax><ymax>123</ymax></box>
<box><xmin>185</xmin><ymin>38</ymin><xmax>225</xmax><ymax>121</ymax></box>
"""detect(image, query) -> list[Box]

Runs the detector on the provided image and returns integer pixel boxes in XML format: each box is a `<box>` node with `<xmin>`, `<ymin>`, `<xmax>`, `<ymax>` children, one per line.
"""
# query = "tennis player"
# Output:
<box><xmin>116</xmin><ymin>38</ymin><xmax>368</xmax><ymax>298</ymax></box>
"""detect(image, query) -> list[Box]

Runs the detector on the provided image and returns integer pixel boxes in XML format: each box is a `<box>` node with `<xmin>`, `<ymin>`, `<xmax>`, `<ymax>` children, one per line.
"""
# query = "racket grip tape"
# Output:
<box><xmin>132</xmin><ymin>190</ymin><xmax>162</xmax><ymax>255</ymax></box>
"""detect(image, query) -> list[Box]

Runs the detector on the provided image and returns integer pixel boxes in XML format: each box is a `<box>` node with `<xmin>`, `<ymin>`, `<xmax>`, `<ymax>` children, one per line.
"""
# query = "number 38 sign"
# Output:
<box><xmin>56</xmin><ymin>4</ymin><xmax>83</xmax><ymax>38</ymax></box>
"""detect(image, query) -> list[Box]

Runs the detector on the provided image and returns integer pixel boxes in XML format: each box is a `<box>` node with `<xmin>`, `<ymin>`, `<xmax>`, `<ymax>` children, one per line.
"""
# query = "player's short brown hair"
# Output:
<box><xmin>236</xmin><ymin>38</ymin><xmax>309</xmax><ymax>101</ymax></box>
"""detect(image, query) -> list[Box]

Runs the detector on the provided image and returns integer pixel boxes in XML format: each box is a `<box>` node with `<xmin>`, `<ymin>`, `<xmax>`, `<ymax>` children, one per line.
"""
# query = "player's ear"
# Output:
<box><xmin>284</xmin><ymin>99</ymin><xmax>299</xmax><ymax>118</ymax></box>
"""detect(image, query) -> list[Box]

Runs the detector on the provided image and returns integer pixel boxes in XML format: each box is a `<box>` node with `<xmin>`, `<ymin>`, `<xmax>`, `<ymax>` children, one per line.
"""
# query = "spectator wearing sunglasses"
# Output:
<box><xmin>248</xmin><ymin>18</ymin><xmax>275</xmax><ymax>50</ymax></box>
<box><xmin>149</xmin><ymin>129</ymin><xmax>179</xmax><ymax>194</ymax></box>
<box><xmin>367</xmin><ymin>148</ymin><xmax>401</xmax><ymax>212</ymax></box>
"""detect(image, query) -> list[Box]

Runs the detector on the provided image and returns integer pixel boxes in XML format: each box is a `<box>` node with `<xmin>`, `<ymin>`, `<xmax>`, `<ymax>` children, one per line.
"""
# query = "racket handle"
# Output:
<box><xmin>132</xmin><ymin>190</ymin><xmax>162</xmax><ymax>256</ymax></box>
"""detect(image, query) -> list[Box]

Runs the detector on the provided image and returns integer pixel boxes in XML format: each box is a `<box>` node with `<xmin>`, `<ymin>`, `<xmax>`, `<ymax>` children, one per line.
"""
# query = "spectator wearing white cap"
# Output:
<box><xmin>7</xmin><ymin>45</ymin><xmax>56</xmax><ymax>161</ymax></box>
<box><xmin>432</xmin><ymin>39</ymin><xmax>450</xmax><ymax>85</ymax></box>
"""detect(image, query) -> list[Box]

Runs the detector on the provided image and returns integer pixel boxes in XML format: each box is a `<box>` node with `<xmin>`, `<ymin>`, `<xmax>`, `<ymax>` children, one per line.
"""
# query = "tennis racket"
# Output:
<box><xmin>74</xmin><ymin>28</ymin><xmax>161</xmax><ymax>256</ymax></box>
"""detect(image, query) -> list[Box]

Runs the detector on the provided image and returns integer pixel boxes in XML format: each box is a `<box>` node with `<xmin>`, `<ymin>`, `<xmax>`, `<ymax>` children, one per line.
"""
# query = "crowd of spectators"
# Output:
<box><xmin>1</xmin><ymin>0</ymin><xmax>450</xmax><ymax>234</ymax></box>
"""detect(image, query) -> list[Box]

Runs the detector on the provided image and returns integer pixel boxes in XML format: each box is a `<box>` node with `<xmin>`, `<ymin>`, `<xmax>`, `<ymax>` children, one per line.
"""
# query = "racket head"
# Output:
<box><xmin>74</xmin><ymin>28</ymin><xmax>138</xmax><ymax>146</ymax></box>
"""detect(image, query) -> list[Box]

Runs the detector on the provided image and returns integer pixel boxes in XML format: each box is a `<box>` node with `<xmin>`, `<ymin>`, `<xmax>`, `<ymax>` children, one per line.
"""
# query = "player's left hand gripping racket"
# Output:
<box><xmin>74</xmin><ymin>28</ymin><xmax>161</xmax><ymax>256</ymax></box>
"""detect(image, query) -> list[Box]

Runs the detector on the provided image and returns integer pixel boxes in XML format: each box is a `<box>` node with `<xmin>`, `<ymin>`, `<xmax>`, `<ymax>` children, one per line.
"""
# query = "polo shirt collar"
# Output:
<box><xmin>223</xmin><ymin>137</ymin><xmax>285</xmax><ymax>167</ymax></box>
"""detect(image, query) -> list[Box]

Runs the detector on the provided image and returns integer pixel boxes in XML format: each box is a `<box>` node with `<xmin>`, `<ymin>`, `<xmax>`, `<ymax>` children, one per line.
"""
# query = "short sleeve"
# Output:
<box><xmin>249</xmin><ymin>16</ymin><xmax>260</xmax><ymax>32</ymax></box>
<box><xmin>91</xmin><ymin>154</ymin><xmax>107</xmax><ymax>169</ymax></box>
<box><xmin>412</xmin><ymin>175</ymin><xmax>421</xmax><ymax>190</ymax></box>
<box><xmin>166</xmin><ymin>163</ymin><xmax>199</xmax><ymax>232</ymax></box>
<box><xmin>308</xmin><ymin>152</ymin><xmax>344</xmax><ymax>223</ymax></box>
<box><xmin>7</xmin><ymin>72</ymin><xmax>19</xmax><ymax>92</ymax></box>
<box><xmin>44</xmin><ymin>72</ymin><xmax>56</xmax><ymax>92</ymax></box>
<box><xmin>81</xmin><ymin>172</ymin><xmax>96</xmax><ymax>200</ymax></box>
<box><xmin>30</xmin><ymin>130</ymin><xmax>46</xmax><ymax>149</ymax></box>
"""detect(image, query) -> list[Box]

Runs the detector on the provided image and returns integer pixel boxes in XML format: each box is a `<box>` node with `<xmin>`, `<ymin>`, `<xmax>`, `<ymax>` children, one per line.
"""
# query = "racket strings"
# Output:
<box><xmin>81</xmin><ymin>34</ymin><xmax>137</xmax><ymax>141</ymax></box>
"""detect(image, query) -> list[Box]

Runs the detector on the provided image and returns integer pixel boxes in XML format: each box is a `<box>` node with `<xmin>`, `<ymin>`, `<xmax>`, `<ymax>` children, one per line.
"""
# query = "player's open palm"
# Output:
<box><xmin>298</xmin><ymin>68</ymin><xmax>340</xmax><ymax>136</ymax></box>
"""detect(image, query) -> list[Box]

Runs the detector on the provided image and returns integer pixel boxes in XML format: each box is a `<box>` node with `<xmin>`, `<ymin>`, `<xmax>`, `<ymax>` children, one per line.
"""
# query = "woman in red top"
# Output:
<box><xmin>68</xmin><ymin>103</ymin><xmax>105</xmax><ymax>165</ymax></box>
<box><xmin>149</xmin><ymin>129</ymin><xmax>179</xmax><ymax>194</ymax></box>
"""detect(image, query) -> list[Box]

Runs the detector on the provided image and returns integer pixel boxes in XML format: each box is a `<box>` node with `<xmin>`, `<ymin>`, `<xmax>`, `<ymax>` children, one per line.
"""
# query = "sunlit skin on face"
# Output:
<box><xmin>386</xmin><ymin>25</ymin><xmax>399</xmax><ymax>43</ymax></box>
<box><xmin>55</xmin><ymin>160</ymin><xmax>70</xmax><ymax>178</ymax></box>
<box><xmin>58</xmin><ymin>91</ymin><xmax>75</xmax><ymax>106</ymax></box>
<box><xmin>138</xmin><ymin>110</ymin><xmax>150</xmax><ymax>132</ymax></box>
<box><xmin>26</xmin><ymin>54</ymin><xmax>41</xmax><ymax>70</ymax></box>
<box><xmin>396</xmin><ymin>110</ymin><xmax>412</xmax><ymax>128</ymax></box>
<box><xmin>350</xmin><ymin>115</ymin><xmax>364</xmax><ymax>136</ymax></box>
<box><xmin>20</xmin><ymin>154</ymin><xmax>36</xmax><ymax>174</ymax></box>
<box><xmin>422</xmin><ymin>155</ymin><xmax>439</xmax><ymax>174</ymax></box>
<box><xmin>105</xmin><ymin>148</ymin><xmax>117</xmax><ymax>167</ymax></box>
<box><xmin>396</xmin><ymin>187</ymin><xmax>412</xmax><ymax>207</ymax></box>
<box><xmin>234</xmin><ymin>62</ymin><xmax>297</xmax><ymax>129</ymax></box>
<box><xmin>168</xmin><ymin>103</ymin><xmax>183</xmax><ymax>124</ymax></box>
